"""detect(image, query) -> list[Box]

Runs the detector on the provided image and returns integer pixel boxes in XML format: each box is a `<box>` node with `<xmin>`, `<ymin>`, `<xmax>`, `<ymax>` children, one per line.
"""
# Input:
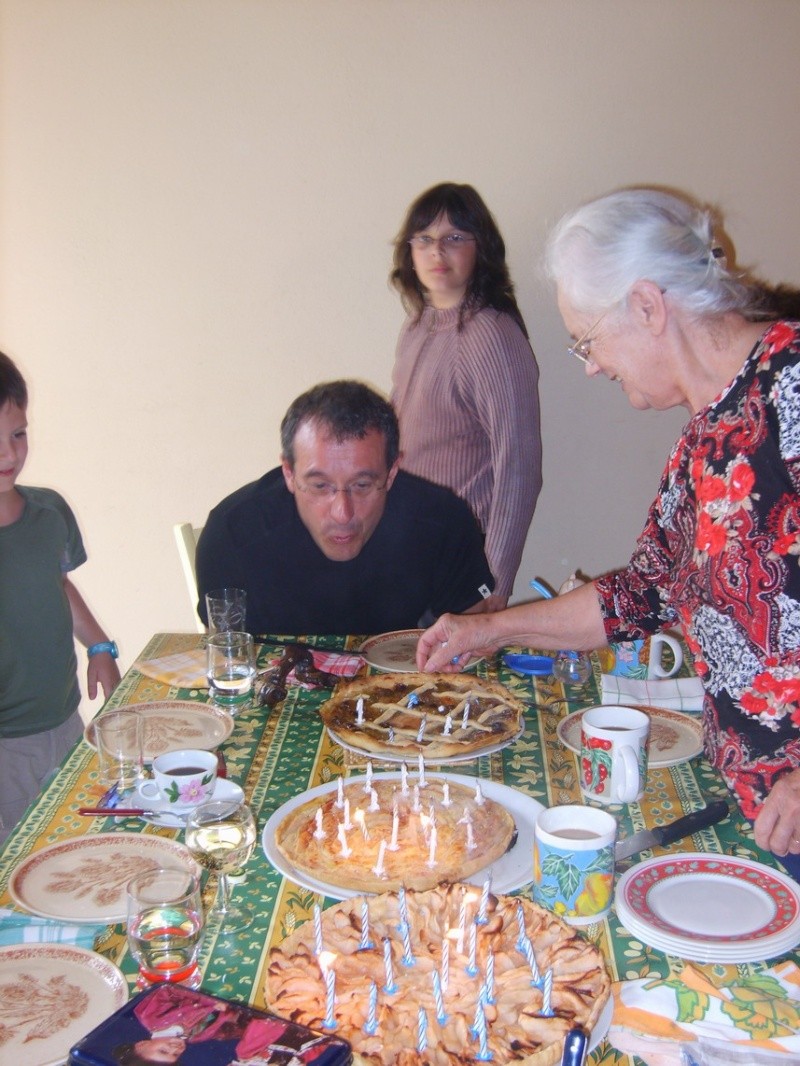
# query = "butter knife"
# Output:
<box><xmin>615</xmin><ymin>799</ymin><xmax>729</xmax><ymax>862</ymax></box>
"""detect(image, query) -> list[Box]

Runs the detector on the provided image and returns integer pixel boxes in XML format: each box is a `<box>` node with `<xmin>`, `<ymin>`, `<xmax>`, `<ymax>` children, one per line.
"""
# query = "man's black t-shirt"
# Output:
<box><xmin>195</xmin><ymin>469</ymin><xmax>493</xmax><ymax>635</ymax></box>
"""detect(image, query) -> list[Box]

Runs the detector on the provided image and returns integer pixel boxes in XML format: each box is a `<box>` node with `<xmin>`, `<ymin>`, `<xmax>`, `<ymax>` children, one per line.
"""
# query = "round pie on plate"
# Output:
<box><xmin>319</xmin><ymin>672</ymin><xmax>524</xmax><ymax>762</ymax></box>
<box><xmin>266</xmin><ymin>883</ymin><xmax>611</xmax><ymax>1066</ymax></box>
<box><xmin>274</xmin><ymin>774</ymin><xmax>516</xmax><ymax>894</ymax></box>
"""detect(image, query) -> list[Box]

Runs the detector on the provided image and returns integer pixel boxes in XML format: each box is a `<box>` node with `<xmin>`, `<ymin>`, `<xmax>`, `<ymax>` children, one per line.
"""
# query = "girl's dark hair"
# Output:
<box><xmin>0</xmin><ymin>351</ymin><xmax>28</xmax><ymax>408</ymax></box>
<box><xmin>390</xmin><ymin>182</ymin><xmax>528</xmax><ymax>336</ymax></box>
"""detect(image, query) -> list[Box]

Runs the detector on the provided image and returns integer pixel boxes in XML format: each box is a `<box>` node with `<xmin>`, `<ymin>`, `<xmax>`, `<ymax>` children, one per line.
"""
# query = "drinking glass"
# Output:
<box><xmin>126</xmin><ymin>866</ymin><xmax>204</xmax><ymax>988</ymax></box>
<box><xmin>94</xmin><ymin>709</ymin><xmax>144</xmax><ymax>789</ymax></box>
<box><xmin>184</xmin><ymin>798</ymin><xmax>257</xmax><ymax>930</ymax></box>
<box><xmin>206</xmin><ymin>630</ymin><xmax>256</xmax><ymax>710</ymax></box>
<box><xmin>205</xmin><ymin>587</ymin><xmax>247</xmax><ymax>633</ymax></box>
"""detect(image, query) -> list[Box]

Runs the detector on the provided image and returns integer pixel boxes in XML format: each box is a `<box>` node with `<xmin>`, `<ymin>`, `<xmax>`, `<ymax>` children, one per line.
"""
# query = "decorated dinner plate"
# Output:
<box><xmin>9</xmin><ymin>833</ymin><xmax>198</xmax><ymax>923</ymax></box>
<box><xmin>84</xmin><ymin>700</ymin><xmax>234</xmax><ymax>762</ymax></box>
<box><xmin>614</xmin><ymin>853</ymin><xmax>800</xmax><ymax>962</ymax></box>
<box><xmin>0</xmin><ymin>944</ymin><xmax>127</xmax><ymax>1066</ymax></box>
<box><xmin>327</xmin><ymin>722</ymin><xmax>524</xmax><ymax>765</ymax></box>
<box><xmin>360</xmin><ymin>630</ymin><xmax>483</xmax><ymax>673</ymax></box>
<box><xmin>557</xmin><ymin>705</ymin><xmax>703</xmax><ymax>768</ymax></box>
<box><xmin>262</xmin><ymin>772</ymin><xmax>543</xmax><ymax>901</ymax></box>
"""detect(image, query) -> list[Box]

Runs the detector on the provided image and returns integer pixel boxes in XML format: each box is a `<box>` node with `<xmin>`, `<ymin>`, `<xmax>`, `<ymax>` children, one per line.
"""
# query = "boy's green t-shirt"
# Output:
<box><xmin>0</xmin><ymin>486</ymin><xmax>86</xmax><ymax>737</ymax></box>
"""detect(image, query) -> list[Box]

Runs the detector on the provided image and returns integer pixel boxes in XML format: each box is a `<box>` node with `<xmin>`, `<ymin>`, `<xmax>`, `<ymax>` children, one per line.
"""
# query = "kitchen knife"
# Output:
<box><xmin>615</xmin><ymin>799</ymin><xmax>729</xmax><ymax>861</ymax></box>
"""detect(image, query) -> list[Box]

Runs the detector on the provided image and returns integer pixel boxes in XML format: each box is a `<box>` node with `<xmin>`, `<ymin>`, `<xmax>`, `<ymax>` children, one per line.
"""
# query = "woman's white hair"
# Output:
<box><xmin>545</xmin><ymin>187</ymin><xmax>755</xmax><ymax>319</ymax></box>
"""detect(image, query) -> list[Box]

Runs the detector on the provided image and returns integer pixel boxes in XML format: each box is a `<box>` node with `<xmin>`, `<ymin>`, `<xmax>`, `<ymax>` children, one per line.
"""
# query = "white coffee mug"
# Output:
<box><xmin>648</xmin><ymin>633</ymin><xmax>683</xmax><ymax>678</ymax></box>
<box><xmin>580</xmin><ymin>705</ymin><xmax>649</xmax><ymax>805</ymax></box>
<box><xmin>140</xmin><ymin>748</ymin><xmax>218</xmax><ymax>811</ymax></box>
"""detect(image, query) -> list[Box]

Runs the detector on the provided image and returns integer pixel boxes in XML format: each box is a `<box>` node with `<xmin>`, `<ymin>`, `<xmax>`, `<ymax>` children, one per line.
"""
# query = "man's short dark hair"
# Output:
<box><xmin>280</xmin><ymin>380</ymin><xmax>400</xmax><ymax>469</ymax></box>
<box><xmin>0</xmin><ymin>351</ymin><xmax>28</xmax><ymax>409</ymax></box>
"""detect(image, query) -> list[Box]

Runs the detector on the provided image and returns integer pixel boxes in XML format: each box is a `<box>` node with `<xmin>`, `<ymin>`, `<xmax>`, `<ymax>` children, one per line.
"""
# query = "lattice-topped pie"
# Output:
<box><xmin>274</xmin><ymin>775</ymin><xmax>516</xmax><ymax>893</ymax></box>
<box><xmin>320</xmin><ymin>672</ymin><xmax>524</xmax><ymax>762</ymax></box>
<box><xmin>266</xmin><ymin>883</ymin><xmax>611</xmax><ymax>1066</ymax></box>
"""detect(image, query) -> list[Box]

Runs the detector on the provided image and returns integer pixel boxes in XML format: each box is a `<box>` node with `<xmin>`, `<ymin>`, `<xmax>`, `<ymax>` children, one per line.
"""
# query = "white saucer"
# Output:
<box><xmin>127</xmin><ymin>777</ymin><xmax>244</xmax><ymax>826</ymax></box>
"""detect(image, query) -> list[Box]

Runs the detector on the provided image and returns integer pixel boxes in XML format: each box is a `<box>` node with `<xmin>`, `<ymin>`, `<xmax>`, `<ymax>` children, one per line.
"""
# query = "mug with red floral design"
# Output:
<box><xmin>580</xmin><ymin>705</ymin><xmax>649</xmax><ymax>805</ymax></box>
<box><xmin>140</xmin><ymin>748</ymin><xmax>218</xmax><ymax>811</ymax></box>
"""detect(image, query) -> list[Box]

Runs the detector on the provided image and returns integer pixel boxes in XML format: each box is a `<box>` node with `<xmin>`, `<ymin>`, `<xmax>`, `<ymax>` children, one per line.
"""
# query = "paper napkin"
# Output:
<box><xmin>602</xmin><ymin>673</ymin><xmax>706</xmax><ymax>713</ymax></box>
<box><xmin>0</xmin><ymin>907</ymin><xmax>107</xmax><ymax>950</ymax></box>
<box><xmin>610</xmin><ymin>962</ymin><xmax>800</xmax><ymax>1064</ymax></box>
<box><xmin>135</xmin><ymin>648</ymin><xmax>208</xmax><ymax>688</ymax></box>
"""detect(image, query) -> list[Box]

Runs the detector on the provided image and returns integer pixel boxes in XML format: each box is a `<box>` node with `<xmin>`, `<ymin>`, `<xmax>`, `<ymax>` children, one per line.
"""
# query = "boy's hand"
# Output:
<box><xmin>87</xmin><ymin>653</ymin><xmax>121</xmax><ymax>701</ymax></box>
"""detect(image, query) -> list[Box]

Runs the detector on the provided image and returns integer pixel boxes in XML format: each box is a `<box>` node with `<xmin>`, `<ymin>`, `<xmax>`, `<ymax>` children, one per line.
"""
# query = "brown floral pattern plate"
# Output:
<box><xmin>557</xmin><ymin>704</ymin><xmax>704</xmax><ymax>768</ymax></box>
<box><xmin>84</xmin><ymin>700</ymin><xmax>233</xmax><ymax>762</ymax></box>
<box><xmin>9</xmin><ymin>834</ymin><xmax>197</xmax><ymax>922</ymax></box>
<box><xmin>0</xmin><ymin>944</ymin><xmax>127</xmax><ymax>1065</ymax></box>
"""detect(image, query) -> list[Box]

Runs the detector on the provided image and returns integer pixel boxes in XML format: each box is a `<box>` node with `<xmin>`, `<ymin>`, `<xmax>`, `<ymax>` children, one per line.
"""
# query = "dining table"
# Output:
<box><xmin>1</xmin><ymin>630</ymin><xmax>797</xmax><ymax>1066</ymax></box>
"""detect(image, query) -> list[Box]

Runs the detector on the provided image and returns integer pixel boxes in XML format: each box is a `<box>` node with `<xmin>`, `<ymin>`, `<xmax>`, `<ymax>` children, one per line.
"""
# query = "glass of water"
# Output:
<box><xmin>206</xmin><ymin>630</ymin><xmax>256</xmax><ymax>710</ymax></box>
<box><xmin>126</xmin><ymin>866</ymin><xmax>204</xmax><ymax>989</ymax></box>
<box><xmin>205</xmin><ymin>587</ymin><xmax>247</xmax><ymax>633</ymax></box>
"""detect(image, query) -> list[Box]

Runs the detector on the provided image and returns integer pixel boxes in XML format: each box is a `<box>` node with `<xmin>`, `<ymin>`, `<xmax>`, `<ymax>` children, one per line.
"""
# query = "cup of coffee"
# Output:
<box><xmin>533</xmin><ymin>805</ymin><xmax>617</xmax><ymax>925</ymax></box>
<box><xmin>580</xmin><ymin>705</ymin><xmax>650</xmax><ymax>805</ymax></box>
<box><xmin>602</xmin><ymin>632</ymin><xmax>683</xmax><ymax>679</ymax></box>
<box><xmin>94</xmin><ymin>709</ymin><xmax>144</xmax><ymax>789</ymax></box>
<box><xmin>140</xmin><ymin>749</ymin><xmax>218</xmax><ymax>811</ymax></box>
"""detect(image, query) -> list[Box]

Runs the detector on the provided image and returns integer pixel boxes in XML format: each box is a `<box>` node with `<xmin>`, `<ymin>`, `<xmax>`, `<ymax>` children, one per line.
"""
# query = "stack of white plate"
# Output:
<box><xmin>615</xmin><ymin>852</ymin><xmax>800</xmax><ymax>963</ymax></box>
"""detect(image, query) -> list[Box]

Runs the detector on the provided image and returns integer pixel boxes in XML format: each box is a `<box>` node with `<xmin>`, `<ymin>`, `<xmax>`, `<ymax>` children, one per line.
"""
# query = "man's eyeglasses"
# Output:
<box><xmin>567</xmin><ymin>311</ymin><xmax>608</xmax><ymax>364</ymax></box>
<box><xmin>409</xmin><ymin>233</ymin><xmax>476</xmax><ymax>251</ymax></box>
<box><xmin>294</xmin><ymin>477</ymin><xmax>389</xmax><ymax>501</ymax></box>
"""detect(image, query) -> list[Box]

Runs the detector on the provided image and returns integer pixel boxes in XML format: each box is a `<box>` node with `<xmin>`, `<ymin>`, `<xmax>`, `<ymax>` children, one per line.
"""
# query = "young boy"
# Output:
<box><xmin>0</xmin><ymin>351</ymin><xmax>121</xmax><ymax>844</ymax></box>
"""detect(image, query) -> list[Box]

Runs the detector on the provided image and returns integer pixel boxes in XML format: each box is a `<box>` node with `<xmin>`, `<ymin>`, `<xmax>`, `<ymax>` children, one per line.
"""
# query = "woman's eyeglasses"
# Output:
<box><xmin>567</xmin><ymin>311</ymin><xmax>608</xmax><ymax>364</ymax></box>
<box><xmin>409</xmin><ymin>233</ymin><xmax>476</xmax><ymax>251</ymax></box>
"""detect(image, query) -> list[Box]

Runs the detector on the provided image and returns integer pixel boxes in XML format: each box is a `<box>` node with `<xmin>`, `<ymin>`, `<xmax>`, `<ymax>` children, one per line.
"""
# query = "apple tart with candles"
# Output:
<box><xmin>319</xmin><ymin>672</ymin><xmax>524</xmax><ymax>762</ymax></box>
<box><xmin>266</xmin><ymin>882</ymin><xmax>611</xmax><ymax>1066</ymax></box>
<box><xmin>274</xmin><ymin>775</ymin><xmax>516</xmax><ymax>893</ymax></box>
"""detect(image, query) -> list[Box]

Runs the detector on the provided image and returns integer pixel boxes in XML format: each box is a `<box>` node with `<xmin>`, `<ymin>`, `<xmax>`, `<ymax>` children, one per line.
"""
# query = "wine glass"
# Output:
<box><xmin>185</xmin><ymin>798</ymin><xmax>256</xmax><ymax>930</ymax></box>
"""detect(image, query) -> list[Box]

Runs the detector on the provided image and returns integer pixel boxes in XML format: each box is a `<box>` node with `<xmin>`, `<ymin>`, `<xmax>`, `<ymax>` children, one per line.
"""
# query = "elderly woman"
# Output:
<box><xmin>417</xmin><ymin>186</ymin><xmax>800</xmax><ymax>877</ymax></box>
<box><xmin>391</xmin><ymin>183</ymin><xmax>542</xmax><ymax>609</ymax></box>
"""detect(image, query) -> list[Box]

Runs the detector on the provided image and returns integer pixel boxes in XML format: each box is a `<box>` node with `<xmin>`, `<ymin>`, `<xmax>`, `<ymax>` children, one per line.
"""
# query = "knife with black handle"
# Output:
<box><xmin>615</xmin><ymin>798</ymin><xmax>730</xmax><ymax>861</ymax></box>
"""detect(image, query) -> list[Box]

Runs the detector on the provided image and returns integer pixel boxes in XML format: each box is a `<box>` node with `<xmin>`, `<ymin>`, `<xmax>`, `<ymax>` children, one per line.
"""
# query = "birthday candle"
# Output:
<box><xmin>398</xmin><ymin>886</ymin><xmax>410</xmax><ymax>929</ymax></box>
<box><xmin>337</xmin><ymin>823</ymin><xmax>352</xmax><ymax>858</ymax></box>
<box><xmin>418</xmin><ymin>751</ymin><xmax>426</xmax><ymax>785</ymax></box>
<box><xmin>336</xmin><ymin>777</ymin><xmax>344</xmax><ymax>809</ymax></box>
<box><xmin>466</xmin><ymin>819</ymin><xmax>476</xmax><ymax>851</ymax></box>
<box><xmin>442</xmin><ymin>781</ymin><xmax>451</xmax><ymax>807</ymax></box>
<box><xmin>388</xmin><ymin>809</ymin><xmax>400</xmax><ymax>851</ymax></box>
<box><xmin>474</xmin><ymin>781</ymin><xmax>485</xmax><ymax>806</ymax></box>
<box><xmin>364</xmin><ymin>760</ymin><xmax>373</xmax><ymax>792</ymax></box>
<box><xmin>431</xmin><ymin>969</ymin><xmax>447</xmax><ymax>1023</ymax></box>
<box><xmin>313</xmin><ymin>904</ymin><xmax>323</xmax><ymax>956</ymax></box>
<box><xmin>354</xmin><ymin>808</ymin><xmax>369</xmax><ymax>841</ymax></box>
<box><xmin>389</xmin><ymin>726</ymin><xmax>395</xmax><ymax>743</ymax></box>
<box><xmin>441</xmin><ymin>935</ymin><xmax>450</xmax><ymax>993</ymax></box>
<box><xmin>323</xmin><ymin>967</ymin><xmax>337</xmax><ymax>1029</ymax></box>
<box><xmin>412</xmin><ymin>784</ymin><xmax>421</xmax><ymax>813</ymax></box>
<box><xmin>457</xmin><ymin>893</ymin><xmax>467</xmax><ymax>954</ymax></box>
<box><xmin>382</xmin><ymin>937</ymin><xmax>397</xmax><ymax>994</ymax></box>
<box><xmin>372</xmin><ymin>840</ymin><xmax>387</xmax><ymax>878</ymax></box>
<box><xmin>417</xmin><ymin>1007</ymin><xmax>428</xmax><ymax>1054</ymax></box>
<box><xmin>368</xmin><ymin>787</ymin><xmax>380</xmax><ymax>813</ymax></box>
<box><xmin>515</xmin><ymin>900</ymin><xmax>527</xmax><ymax>950</ymax></box>
<box><xmin>343</xmin><ymin>798</ymin><xmax>353</xmax><ymax>830</ymax></box>
<box><xmin>472</xmin><ymin>992</ymin><xmax>486</xmax><ymax>1036</ymax></box>
<box><xmin>401</xmin><ymin>763</ymin><xmax>409</xmax><ymax>795</ymax></box>
<box><xmin>356</xmin><ymin>696</ymin><xmax>364</xmax><ymax>724</ymax></box>
<box><xmin>359</xmin><ymin>898</ymin><xmax>373</xmax><ymax>949</ymax></box>
<box><xmin>407</xmin><ymin>692</ymin><xmax>419</xmax><ymax>708</ymax></box>
<box><xmin>477</xmin><ymin>872</ymin><xmax>491</xmax><ymax>924</ymax></box>
<box><xmin>523</xmin><ymin>937</ymin><xmax>540</xmax><ymax>984</ymax></box>
<box><xmin>400</xmin><ymin>919</ymin><xmax>415</xmax><ymax>967</ymax></box>
<box><xmin>484</xmin><ymin>949</ymin><xmax>496</xmax><ymax>1004</ymax></box>
<box><xmin>466</xmin><ymin>920</ymin><xmax>478</xmax><ymax>976</ymax></box>
<box><xmin>313</xmin><ymin>807</ymin><xmax>325</xmax><ymax>839</ymax></box>
<box><xmin>475</xmin><ymin>1002</ymin><xmax>492</xmax><ymax>1061</ymax></box>
<box><xmin>461</xmin><ymin>700</ymin><xmax>471</xmax><ymax>729</ymax></box>
<box><xmin>427</xmin><ymin>824</ymin><xmax>438</xmax><ymax>868</ymax></box>
<box><xmin>443</xmin><ymin>714</ymin><xmax>453</xmax><ymax>736</ymax></box>
<box><xmin>416</xmin><ymin>716</ymin><xmax>427</xmax><ymax>743</ymax></box>
<box><xmin>540</xmin><ymin>968</ymin><xmax>554</xmax><ymax>1016</ymax></box>
<box><xmin>364</xmin><ymin>979</ymin><xmax>378</xmax><ymax>1035</ymax></box>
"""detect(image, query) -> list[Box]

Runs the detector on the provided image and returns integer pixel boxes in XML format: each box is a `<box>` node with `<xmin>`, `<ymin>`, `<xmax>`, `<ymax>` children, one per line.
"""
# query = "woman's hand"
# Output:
<box><xmin>415</xmin><ymin>613</ymin><xmax>502</xmax><ymax>672</ymax></box>
<box><xmin>754</xmin><ymin>769</ymin><xmax>800</xmax><ymax>855</ymax></box>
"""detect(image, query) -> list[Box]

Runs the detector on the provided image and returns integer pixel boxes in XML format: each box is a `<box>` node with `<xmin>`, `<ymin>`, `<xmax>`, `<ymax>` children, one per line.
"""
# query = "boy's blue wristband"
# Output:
<box><xmin>87</xmin><ymin>641</ymin><xmax>118</xmax><ymax>659</ymax></box>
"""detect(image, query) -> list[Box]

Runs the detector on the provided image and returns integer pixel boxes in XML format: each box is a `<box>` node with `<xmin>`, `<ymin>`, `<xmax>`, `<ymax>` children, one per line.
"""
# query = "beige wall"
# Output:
<box><xmin>2</xmin><ymin>0</ymin><xmax>799</xmax><ymax>712</ymax></box>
